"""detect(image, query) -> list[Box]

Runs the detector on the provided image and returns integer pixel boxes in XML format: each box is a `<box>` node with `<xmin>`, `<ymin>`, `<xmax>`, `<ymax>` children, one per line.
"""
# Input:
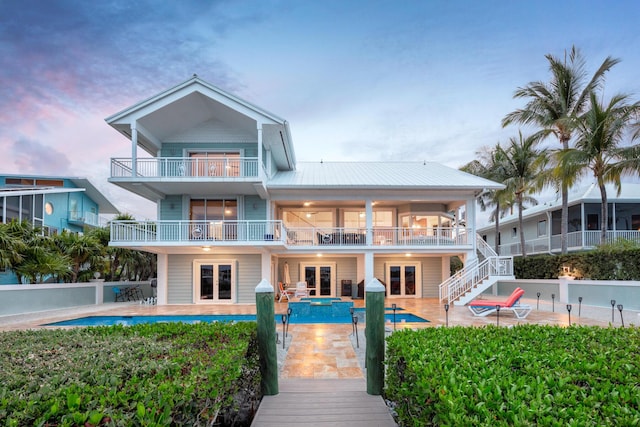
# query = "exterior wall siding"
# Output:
<box><xmin>159</xmin><ymin>196</ymin><xmax>183</xmax><ymax>221</ymax></box>
<box><xmin>166</xmin><ymin>119</ymin><xmax>257</xmax><ymax>143</ymax></box>
<box><xmin>167</xmin><ymin>253</ymin><xmax>262</xmax><ymax>304</ymax></box>
<box><xmin>244</xmin><ymin>196</ymin><xmax>266</xmax><ymax>221</ymax></box>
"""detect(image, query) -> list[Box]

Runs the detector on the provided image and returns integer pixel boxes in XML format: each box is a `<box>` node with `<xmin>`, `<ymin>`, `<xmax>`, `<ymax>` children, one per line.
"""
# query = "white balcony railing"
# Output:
<box><xmin>110</xmin><ymin>220</ymin><xmax>284</xmax><ymax>243</ymax></box>
<box><xmin>110</xmin><ymin>157</ymin><xmax>261</xmax><ymax>179</ymax></box>
<box><xmin>110</xmin><ymin>221</ymin><xmax>471</xmax><ymax>248</ymax></box>
<box><xmin>499</xmin><ymin>230</ymin><xmax>640</xmax><ymax>256</ymax></box>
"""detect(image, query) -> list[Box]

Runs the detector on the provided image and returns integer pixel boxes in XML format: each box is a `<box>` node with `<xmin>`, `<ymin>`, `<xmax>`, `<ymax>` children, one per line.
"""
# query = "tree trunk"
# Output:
<box><xmin>518</xmin><ymin>196</ymin><xmax>527</xmax><ymax>257</ymax></box>
<box><xmin>598</xmin><ymin>181</ymin><xmax>608</xmax><ymax>245</ymax></box>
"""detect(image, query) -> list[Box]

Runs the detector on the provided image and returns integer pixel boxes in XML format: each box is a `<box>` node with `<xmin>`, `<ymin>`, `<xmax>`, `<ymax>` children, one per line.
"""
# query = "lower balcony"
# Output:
<box><xmin>499</xmin><ymin>230</ymin><xmax>640</xmax><ymax>256</ymax></box>
<box><xmin>110</xmin><ymin>221</ymin><xmax>471</xmax><ymax>249</ymax></box>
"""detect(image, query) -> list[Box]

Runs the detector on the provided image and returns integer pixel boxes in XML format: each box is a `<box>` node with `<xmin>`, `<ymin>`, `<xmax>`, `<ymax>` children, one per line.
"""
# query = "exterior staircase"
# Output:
<box><xmin>439</xmin><ymin>234</ymin><xmax>515</xmax><ymax>305</ymax></box>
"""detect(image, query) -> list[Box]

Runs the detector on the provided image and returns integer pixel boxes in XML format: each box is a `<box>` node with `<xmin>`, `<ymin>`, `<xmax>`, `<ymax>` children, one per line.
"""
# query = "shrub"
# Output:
<box><xmin>385</xmin><ymin>325</ymin><xmax>640</xmax><ymax>426</ymax></box>
<box><xmin>0</xmin><ymin>322</ymin><xmax>260</xmax><ymax>426</ymax></box>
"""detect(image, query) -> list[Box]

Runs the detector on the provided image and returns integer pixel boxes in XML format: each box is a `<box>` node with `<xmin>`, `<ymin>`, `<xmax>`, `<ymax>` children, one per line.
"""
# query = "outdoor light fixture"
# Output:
<box><xmin>444</xmin><ymin>303</ymin><xmax>450</xmax><ymax>327</ymax></box>
<box><xmin>536</xmin><ymin>292</ymin><xmax>541</xmax><ymax>310</ymax></box>
<box><xmin>350</xmin><ymin>307</ymin><xmax>355</xmax><ymax>335</ymax></box>
<box><xmin>286</xmin><ymin>307</ymin><xmax>292</xmax><ymax>337</ymax></box>
<box><xmin>551</xmin><ymin>293</ymin><xmax>555</xmax><ymax>312</ymax></box>
<box><xmin>495</xmin><ymin>304</ymin><xmax>501</xmax><ymax>326</ymax></box>
<box><xmin>281</xmin><ymin>315</ymin><xmax>287</xmax><ymax>349</ymax></box>
<box><xmin>202</xmin><ymin>246</ymin><xmax>211</xmax><ymax>252</ymax></box>
<box><xmin>392</xmin><ymin>303</ymin><xmax>397</xmax><ymax>331</ymax></box>
<box><xmin>566</xmin><ymin>304</ymin><xmax>572</xmax><ymax>326</ymax></box>
<box><xmin>617</xmin><ymin>304</ymin><xmax>624</xmax><ymax>327</ymax></box>
<box><xmin>611</xmin><ymin>300</ymin><xmax>616</xmax><ymax>323</ymax></box>
<box><xmin>353</xmin><ymin>315</ymin><xmax>359</xmax><ymax>348</ymax></box>
<box><xmin>578</xmin><ymin>296</ymin><xmax>583</xmax><ymax>317</ymax></box>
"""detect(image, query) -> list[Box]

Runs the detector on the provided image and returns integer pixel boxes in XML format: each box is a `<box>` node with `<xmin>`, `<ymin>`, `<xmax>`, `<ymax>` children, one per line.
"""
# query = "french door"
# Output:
<box><xmin>300</xmin><ymin>263</ymin><xmax>336</xmax><ymax>297</ymax></box>
<box><xmin>386</xmin><ymin>263</ymin><xmax>421</xmax><ymax>297</ymax></box>
<box><xmin>193</xmin><ymin>260</ymin><xmax>235</xmax><ymax>303</ymax></box>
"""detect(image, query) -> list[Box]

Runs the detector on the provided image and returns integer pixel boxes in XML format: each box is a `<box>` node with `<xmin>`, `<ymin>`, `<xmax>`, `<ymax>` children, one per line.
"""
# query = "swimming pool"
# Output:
<box><xmin>44</xmin><ymin>311</ymin><xmax>428</xmax><ymax>326</ymax></box>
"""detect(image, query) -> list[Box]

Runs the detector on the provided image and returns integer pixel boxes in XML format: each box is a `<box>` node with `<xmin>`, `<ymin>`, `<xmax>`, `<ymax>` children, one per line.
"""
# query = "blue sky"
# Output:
<box><xmin>1</xmin><ymin>0</ymin><xmax>640</xmax><ymax>220</ymax></box>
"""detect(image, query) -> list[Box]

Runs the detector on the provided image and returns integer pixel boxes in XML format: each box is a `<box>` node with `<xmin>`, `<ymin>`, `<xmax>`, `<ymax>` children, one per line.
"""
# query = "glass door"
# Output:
<box><xmin>386</xmin><ymin>263</ymin><xmax>420</xmax><ymax>297</ymax></box>
<box><xmin>194</xmin><ymin>260</ymin><xmax>235</xmax><ymax>303</ymax></box>
<box><xmin>300</xmin><ymin>263</ymin><xmax>336</xmax><ymax>297</ymax></box>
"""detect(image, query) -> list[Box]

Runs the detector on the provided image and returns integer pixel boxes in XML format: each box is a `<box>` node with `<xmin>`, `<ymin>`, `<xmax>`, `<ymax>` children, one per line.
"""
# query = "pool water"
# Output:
<box><xmin>44</xmin><ymin>311</ymin><xmax>428</xmax><ymax>326</ymax></box>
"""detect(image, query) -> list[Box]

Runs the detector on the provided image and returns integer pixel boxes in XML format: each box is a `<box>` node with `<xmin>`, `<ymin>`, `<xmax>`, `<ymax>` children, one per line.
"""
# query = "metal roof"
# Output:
<box><xmin>268</xmin><ymin>161</ymin><xmax>504</xmax><ymax>190</ymax></box>
<box><xmin>478</xmin><ymin>182</ymin><xmax>640</xmax><ymax>230</ymax></box>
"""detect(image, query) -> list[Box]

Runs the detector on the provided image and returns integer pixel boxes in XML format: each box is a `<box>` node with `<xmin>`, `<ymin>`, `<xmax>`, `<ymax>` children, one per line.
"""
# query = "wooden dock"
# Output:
<box><xmin>250</xmin><ymin>378</ymin><xmax>397</xmax><ymax>426</ymax></box>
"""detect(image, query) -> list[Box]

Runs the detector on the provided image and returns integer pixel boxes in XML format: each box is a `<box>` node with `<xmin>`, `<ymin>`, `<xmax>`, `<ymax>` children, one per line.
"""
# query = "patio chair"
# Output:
<box><xmin>468</xmin><ymin>287</ymin><xmax>531</xmax><ymax>319</ymax></box>
<box><xmin>278</xmin><ymin>282</ymin><xmax>295</xmax><ymax>302</ymax></box>
<box><xmin>113</xmin><ymin>286</ymin><xmax>127</xmax><ymax>302</ymax></box>
<box><xmin>294</xmin><ymin>281</ymin><xmax>309</xmax><ymax>298</ymax></box>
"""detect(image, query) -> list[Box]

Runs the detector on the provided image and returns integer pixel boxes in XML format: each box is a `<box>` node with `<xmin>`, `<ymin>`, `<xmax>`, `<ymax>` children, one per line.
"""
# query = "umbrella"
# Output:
<box><xmin>283</xmin><ymin>262</ymin><xmax>291</xmax><ymax>285</ymax></box>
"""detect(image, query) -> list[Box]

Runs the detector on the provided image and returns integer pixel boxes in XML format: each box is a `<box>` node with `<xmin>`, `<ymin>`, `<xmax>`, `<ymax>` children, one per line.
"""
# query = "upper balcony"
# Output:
<box><xmin>109</xmin><ymin>157</ymin><xmax>267</xmax><ymax>199</ymax></box>
<box><xmin>109</xmin><ymin>220</ymin><xmax>471</xmax><ymax>252</ymax></box>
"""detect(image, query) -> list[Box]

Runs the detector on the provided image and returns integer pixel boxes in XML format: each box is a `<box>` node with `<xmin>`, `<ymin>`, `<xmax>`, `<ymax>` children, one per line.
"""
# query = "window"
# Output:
<box><xmin>512</xmin><ymin>227</ymin><xmax>517</xmax><ymax>237</ymax></box>
<box><xmin>633</xmin><ymin>215</ymin><xmax>640</xmax><ymax>231</ymax></box>
<box><xmin>537</xmin><ymin>220</ymin><xmax>547</xmax><ymax>237</ymax></box>
<box><xmin>189</xmin><ymin>152</ymin><xmax>241</xmax><ymax>177</ymax></box>
<box><xmin>343</xmin><ymin>210</ymin><xmax>393</xmax><ymax>228</ymax></box>
<box><xmin>45</xmin><ymin>202</ymin><xmax>54</xmax><ymax>215</ymax></box>
<box><xmin>190</xmin><ymin>199</ymin><xmax>238</xmax><ymax>240</ymax></box>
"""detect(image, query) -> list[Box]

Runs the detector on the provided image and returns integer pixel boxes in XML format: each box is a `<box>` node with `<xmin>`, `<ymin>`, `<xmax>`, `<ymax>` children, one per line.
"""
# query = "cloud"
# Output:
<box><xmin>11</xmin><ymin>138</ymin><xmax>72</xmax><ymax>174</ymax></box>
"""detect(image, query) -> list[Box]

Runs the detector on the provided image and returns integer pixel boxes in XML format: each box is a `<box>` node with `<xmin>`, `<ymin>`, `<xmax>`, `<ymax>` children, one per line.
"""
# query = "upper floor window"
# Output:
<box><xmin>343</xmin><ymin>210</ymin><xmax>393</xmax><ymax>228</ymax></box>
<box><xmin>282</xmin><ymin>210</ymin><xmax>334</xmax><ymax>229</ymax></box>
<box><xmin>511</xmin><ymin>227</ymin><xmax>517</xmax><ymax>237</ymax></box>
<box><xmin>537</xmin><ymin>220</ymin><xmax>547</xmax><ymax>237</ymax></box>
<box><xmin>189</xmin><ymin>152</ymin><xmax>240</xmax><ymax>177</ymax></box>
<box><xmin>190</xmin><ymin>199</ymin><xmax>237</xmax><ymax>221</ymax></box>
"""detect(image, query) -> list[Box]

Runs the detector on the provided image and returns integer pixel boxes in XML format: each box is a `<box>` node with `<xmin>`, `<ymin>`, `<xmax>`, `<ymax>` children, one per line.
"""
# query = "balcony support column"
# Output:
<box><xmin>156</xmin><ymin>253</ymin><xmax>168</xmax><ymax>305</ymax></box>
<box><xmin>257</xmin><ymin>124</ymin><xmax>263</xmax><ymax>179</ymax></box>
<box><xmin>131</xmin><ymin>123</ymin><xmax>138</xmax><ymax>177</ymax></box>
<box><xmin>365</xmin><ymin>199</ymin><xmax>373</xmax><ymax>245</ymax></box>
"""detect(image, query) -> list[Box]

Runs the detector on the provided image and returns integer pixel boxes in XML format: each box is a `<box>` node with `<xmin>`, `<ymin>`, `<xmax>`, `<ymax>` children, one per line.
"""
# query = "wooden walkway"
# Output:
<box><xmin>251</xmin><ymin>379</ymin><xmax>397</xmax><ymax>426</ymax></box>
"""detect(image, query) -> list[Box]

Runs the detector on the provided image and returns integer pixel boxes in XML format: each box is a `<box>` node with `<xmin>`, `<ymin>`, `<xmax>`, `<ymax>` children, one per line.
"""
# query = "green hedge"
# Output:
<box><xmin>0</xmin><ymin>322</ymin><xmax>260</xmax><ymax>426</ymax></box>
<box><xmin>385</xmin><ymin>326</ymin><xmax>640</xmax><ymax>426</ymax></box>
<box><xmin>514</xmin><ymin>248</ymin><xmax>640</xmax><ymax>280</ymax></box>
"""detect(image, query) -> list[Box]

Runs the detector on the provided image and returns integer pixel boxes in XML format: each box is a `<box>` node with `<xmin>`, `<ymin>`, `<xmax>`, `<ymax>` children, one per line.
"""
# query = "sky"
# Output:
<box><xmin>2</xmin><ymin>0</ymin><xmax>640</xmax><ymax>222</ymax></box>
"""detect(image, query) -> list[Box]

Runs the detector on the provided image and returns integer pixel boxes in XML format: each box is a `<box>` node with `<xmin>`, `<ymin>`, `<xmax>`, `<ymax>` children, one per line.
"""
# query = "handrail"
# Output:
<box><xmin>476</xmin><ymin>233</ymin><xmax>498</xmax><ymax>258</ymax></box>
<box><xmin>110</xmin><ymin>156</ymin><xmax>261</xmax><ymax>178</ymax></box>
<box><xmin>438</xmin><ymin>256</ymin><xmax>513</xmax><ymax>303</ymax></box>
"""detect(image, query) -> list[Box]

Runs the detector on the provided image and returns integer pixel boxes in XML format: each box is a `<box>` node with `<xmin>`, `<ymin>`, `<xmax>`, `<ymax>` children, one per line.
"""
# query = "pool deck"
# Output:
<box><xmin>2</xmin><ymin>298</ymin><xmax>636</xmax><ymax>426</ymax></box>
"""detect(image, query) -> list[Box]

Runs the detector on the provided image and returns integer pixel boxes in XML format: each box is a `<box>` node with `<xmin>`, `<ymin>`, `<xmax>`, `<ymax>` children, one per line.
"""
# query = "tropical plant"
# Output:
<box><xmin>460</xmin><ymin>143</ymin><xmax>512</xmax><ymax>254</ymax></box>
<box><xmin>557</xmin><ymin>92</ymin><xmax>640</xmax><ymax>244</ymax></box>
<box><xmin>52</xmin><ymin>231</ymin><xmax>103</xmax><ymax>282</ymax></box>
<box><xmin>0</xmin><ymin>220</ymin><xmax>26</xmax><ymax>270</ymax></box>
<box><xmin>502</xmin><ymin>46</ymin><xmax>620</xmax><ymax>254</ymax></box>
<box><xmin>500</xmin><ymin>132</ymin><xmax>547</xmax><ymax>257</ymax></box>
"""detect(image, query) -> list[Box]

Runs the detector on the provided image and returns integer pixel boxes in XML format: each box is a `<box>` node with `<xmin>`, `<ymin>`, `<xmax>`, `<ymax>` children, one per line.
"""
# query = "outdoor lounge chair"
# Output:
<box><xmin>278</xmin><ymin>282</ymin><xmax>295</xmax><ymax>302</ymax></box>
<box><xmin>294</xmin><ymin>281</ymin><xmax>309</xmax><ymax>298</ymax></box>
<box><xmin>467</xmin><ymin>287</ymin><xmax>532</xmax><ymax>319</ymax></box>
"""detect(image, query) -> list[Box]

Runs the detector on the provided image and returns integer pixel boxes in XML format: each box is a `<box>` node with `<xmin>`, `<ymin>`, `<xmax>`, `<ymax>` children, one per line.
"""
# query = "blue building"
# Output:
<box><xmin>0</xmin><ymin>174</ymin><xmax>119</xmax><ymax>284</ymax></box>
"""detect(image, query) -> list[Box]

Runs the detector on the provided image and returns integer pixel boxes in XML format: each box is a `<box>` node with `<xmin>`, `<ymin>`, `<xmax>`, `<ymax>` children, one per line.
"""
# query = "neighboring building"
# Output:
<box><xmin>0</xmin><ymin>174</ymin><xmax>119</xmax><ymax>284</ymax></box>
<box><xmin>478</xmin><ymin>183</ymin><xmax>640</xmax><ymax>256</ymax></box>
<box><xmin>106</xmin><ymin>75</ymin><xmax>505</xmax><ymax>305</ymax></box>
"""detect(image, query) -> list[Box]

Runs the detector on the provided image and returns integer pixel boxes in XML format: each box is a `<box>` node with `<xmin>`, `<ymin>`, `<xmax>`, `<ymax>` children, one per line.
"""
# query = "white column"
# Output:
<box><xmin>466</xmin><ymin>198</ymin><xmax>478</xmax><ymax>263</ymax></box>
<box><xmin>364</xmin><ymin>252</ymin><xmax>374</xmax><ymax>284</ymax></box>
<box><xmin>157</xmin><ymin>253</ymin><xmax>168</xmax><ymax>305</ymax></box>
<box><xmin>365</xmin><ymin>199</ymin><xmax>373</xmax><ymax>245</ymax></box>
<box><xmin>356</xmin><ymin>254</ymin><xmax>365</xmax><ymax>284</ymax></box>
<box><xmin>131</xmin><ymin>123</ymin><xmax>138</xmax><ymax>177</ymax></box>
<box><xmin>257</xmin><ymin>125</ymin><xmax>263</xmax><ymax>178</ymax></box>
<box><xmin>261</xmin><ymin>251</ymin><xmax>271</xmax><ymax>285</ymax></box>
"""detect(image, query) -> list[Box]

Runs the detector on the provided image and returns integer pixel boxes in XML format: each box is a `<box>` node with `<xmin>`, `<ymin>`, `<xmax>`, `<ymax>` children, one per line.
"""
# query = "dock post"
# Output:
<box><xmin>255</xmin><ymin>279</ymin><xmax>278</xmax><ymax>395</ymax></box>
<box><xmin>365</xmin><ymin>278</ymin><xmax>385</xmax><ymax>395</ymax></box>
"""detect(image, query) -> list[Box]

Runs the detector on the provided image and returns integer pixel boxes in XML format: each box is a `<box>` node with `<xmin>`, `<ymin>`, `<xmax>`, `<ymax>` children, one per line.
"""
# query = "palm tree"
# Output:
<box><xmin>52</xmin><ymin>231</ymin><xmax>103</xmax><ymax>282</ymax></box>
<box><xmin>0</xmin><ymin>221</ymin><xmax>26</xmax><ymax>271</ymax></box>
<box><xmin>557</xmin><ymin>92</ymin><xmax>640</xmax><ymax>244</ymax></box>
<box><xmin>502</xmin><ymin>46</ymin><xmax>620</xmax><ymax>254</ymax></box>
<box><xmin>501</xmin><ymin>132</ymin><xmax>547</xmax><ymax>257</ymax></box>
<box><xmin>460</xmin><ymin>143</ymin><xmax>512</xmax><ymax>254</ymax></box>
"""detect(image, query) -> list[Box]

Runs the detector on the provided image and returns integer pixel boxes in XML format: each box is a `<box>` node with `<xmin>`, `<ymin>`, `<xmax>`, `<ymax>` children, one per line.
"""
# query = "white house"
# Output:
<box><xmin>478</xmin><ymin>182</ymin><xmax>640</xmax><ymax>256</ymax></box>
<box><xmin>106</xmin><ymin>75</ymin><xmax>507</xmax><ymax>305</ymax></box>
